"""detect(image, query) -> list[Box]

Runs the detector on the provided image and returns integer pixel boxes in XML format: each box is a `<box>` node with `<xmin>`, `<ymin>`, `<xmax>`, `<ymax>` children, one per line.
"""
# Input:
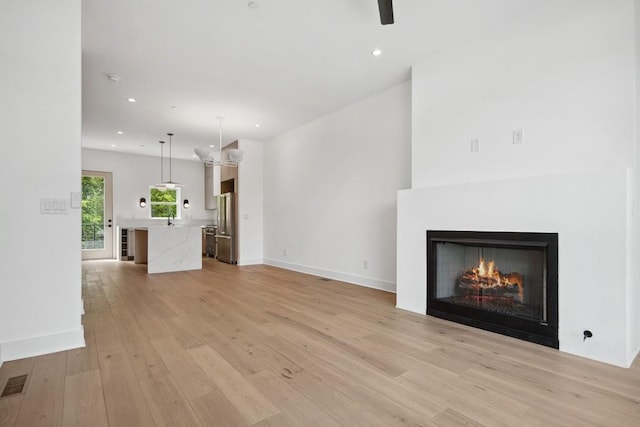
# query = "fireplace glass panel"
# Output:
<box><xmin>434</xmin><ymin>242</ymin><xmax>546</xmax><ymax>322</ymax></box>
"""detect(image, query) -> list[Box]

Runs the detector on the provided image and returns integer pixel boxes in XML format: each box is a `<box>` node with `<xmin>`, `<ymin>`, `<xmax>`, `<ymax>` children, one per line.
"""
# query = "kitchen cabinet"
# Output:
<box><xmin>220</xmin><ymin>142</ymin><xmax>238</xmax><ymax>195</ymax></box>
<box><xmin>220</xmin><ymin>161</ymin><xmax>229</xmax><ymax>181</ymax></box>
<box><xmin>221</xmin><ymin>164</ymin><xmax>236</xmax><ymax>182</ymax></box>
<box><xmin>204</xmin><ymin>141</ymin><xmax>239</xmax><ymax>209</ymax></box>
<box><xmin>204</xmin><ymin>164</ymin><xmax>218</xmax><ymax>210</ymax></box>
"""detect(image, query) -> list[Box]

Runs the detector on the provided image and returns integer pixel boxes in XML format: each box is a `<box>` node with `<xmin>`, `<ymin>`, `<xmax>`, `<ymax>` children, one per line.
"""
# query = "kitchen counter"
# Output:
<box><xmin>134</xmin><ymin>226</ymin><xmax>202</xmax><ymax>274</ymax></box>
<box><xmin>116</xmin><ymin>218</ymin><xmax>214</xmax><ymax>228</ymax></box>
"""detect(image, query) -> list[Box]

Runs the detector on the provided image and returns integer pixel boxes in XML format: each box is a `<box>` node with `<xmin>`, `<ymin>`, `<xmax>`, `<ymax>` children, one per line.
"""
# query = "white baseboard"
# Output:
<box><xmin>0</xmin><ymin>326</ymin><xmax>85</xmax><ymax>363</ymax></box>
<box><xmin>81</xmin><ymin>298</ymin><xmax>85</xmax><ymax>315</ymax></box>
<box><xmin>237</xmin><ymin>258</ymin><xmax>264</xmax><ymax>266</ymax></box>
<box><xmin>263</xmin><ymin>258</ymin><xmax>396</xmax><ymax>293</ymax></box>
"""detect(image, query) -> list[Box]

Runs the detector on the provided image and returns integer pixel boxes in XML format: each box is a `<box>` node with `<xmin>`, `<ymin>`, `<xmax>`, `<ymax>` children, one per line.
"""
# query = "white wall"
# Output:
<box><xmin>630</xmin><ymin>0</ymin><xmax>640</xmax><ymax>364</ymax></box>
<box><xmin>237</xmin><ymin>139</ymin><xmax>264</xmax><ymax>265</ymax></box>
<box><xmin>82</xmin><ymin>149</ymin><xmax>215</xmax><ymax>239</ymax></box>
<box><xmin>263</xmin><ymin>82</ymin><xmax>411</xmax><ymax>292</ymax></box>
<box><xmin>628</xmin><ymin>168</ymin><xmax>639</xmax><ymax>364</ymax></box>
<box><xmin>0</xmin><ymin>0</ymin><xmax>84</xmax><ymax>364</ymax></box>
<box><xmin>399</xmin><ymin>0</ymin><xmax>638</xmax><ymax>367</ymax></box>
<box><xmin>412</xmin><ymin>0</ymin><xmax>635</xmax><ymax>188</ymax></box>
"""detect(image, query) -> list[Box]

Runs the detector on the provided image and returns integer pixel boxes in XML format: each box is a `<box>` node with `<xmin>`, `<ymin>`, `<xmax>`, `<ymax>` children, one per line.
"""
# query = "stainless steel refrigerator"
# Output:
<box><xmin>215</xmin><ymin>192</ymin><xmax>236</xmax><ymax>264</ymax></box>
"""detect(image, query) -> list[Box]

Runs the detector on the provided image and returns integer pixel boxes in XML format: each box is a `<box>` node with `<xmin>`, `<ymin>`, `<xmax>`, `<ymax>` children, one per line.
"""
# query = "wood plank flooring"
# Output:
<box><xmin>1</xmin><ymin>258</ymin><xmax>639</xmax><ymax>426</ymax></box>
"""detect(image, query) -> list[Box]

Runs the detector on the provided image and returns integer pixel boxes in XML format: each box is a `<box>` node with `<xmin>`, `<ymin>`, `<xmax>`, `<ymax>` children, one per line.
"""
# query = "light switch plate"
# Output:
<box><xmin>41</xmin><ymin>198</ymin><xmax>68</xmax><ymax>214</ymax></box>
<box><xmin>71</xmin><ymin>191</ymin><xmax>81</xmax><ymax>208</ymax></box>
<box><xmin>470</xmin><ymin>138</ymin><xmax>480</xmax><ymax>152</ymax></box>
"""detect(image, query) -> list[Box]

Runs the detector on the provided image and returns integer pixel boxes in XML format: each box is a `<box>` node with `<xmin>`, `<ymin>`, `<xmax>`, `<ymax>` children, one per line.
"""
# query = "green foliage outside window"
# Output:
<box><xmin>82</xmin><ymin>176</ymin><xmax>106</xmax><ymax>249</ymax></box>
<box><xmin>150</xmin><ymin>187</ymin><xmax>179</xmax><ymax>218</ymax></box>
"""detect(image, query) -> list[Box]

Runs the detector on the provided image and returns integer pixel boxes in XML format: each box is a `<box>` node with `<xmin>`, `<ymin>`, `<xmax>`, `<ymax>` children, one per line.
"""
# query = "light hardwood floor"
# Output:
<box><xmin>1</xmin><ymin>258</ymin><xmax>639</xmax><ymax>426</ymax></box>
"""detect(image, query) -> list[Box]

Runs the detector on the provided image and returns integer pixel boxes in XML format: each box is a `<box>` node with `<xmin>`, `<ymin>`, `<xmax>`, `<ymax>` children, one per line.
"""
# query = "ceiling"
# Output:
<box><xmin>82</xmin><ymin>0</ymin><xmax>544</xmax><ymax>160</ymax></box>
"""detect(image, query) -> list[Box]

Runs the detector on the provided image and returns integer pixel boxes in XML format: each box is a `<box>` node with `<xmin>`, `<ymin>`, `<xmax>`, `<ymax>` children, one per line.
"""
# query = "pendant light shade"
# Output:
<box><xmin>193</xmin><ymin>117</ymin><xmax>244</xmax><ymax>167</ymax></box>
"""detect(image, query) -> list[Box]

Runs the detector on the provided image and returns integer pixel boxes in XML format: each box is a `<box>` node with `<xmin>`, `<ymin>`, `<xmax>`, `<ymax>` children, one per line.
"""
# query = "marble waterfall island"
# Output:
<box><xmin>136</xmin><ymin>226</ymin><xmax>202</xmax><ymax>274</ymax></box>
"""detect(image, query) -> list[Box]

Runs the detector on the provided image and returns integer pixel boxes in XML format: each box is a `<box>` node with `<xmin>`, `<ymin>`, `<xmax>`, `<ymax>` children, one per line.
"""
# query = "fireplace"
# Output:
<box><xmin>427</xmin><ymin>230</ymin><xmax>558</xmax><ymax>348</ymax></box>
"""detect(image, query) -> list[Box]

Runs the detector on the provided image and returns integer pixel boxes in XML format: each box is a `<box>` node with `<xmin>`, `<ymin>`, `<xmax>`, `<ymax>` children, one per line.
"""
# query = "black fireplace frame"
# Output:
<box><xmin>426</xmin><ymin>230</ymin><xmax>559</xmax><ymax>348</ymax></box>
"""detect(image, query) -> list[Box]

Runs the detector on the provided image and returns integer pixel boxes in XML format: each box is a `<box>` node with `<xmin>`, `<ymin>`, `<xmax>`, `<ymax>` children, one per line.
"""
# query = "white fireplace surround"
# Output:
<box><xmin>397</xmin><ymin>169</ymin><xmax>636</xmax><ymax>367</ymax></box>
<box><xmin>396</xmin><ymin>0</ymin><xmax>640</xmax><ymax>368</ymax></box>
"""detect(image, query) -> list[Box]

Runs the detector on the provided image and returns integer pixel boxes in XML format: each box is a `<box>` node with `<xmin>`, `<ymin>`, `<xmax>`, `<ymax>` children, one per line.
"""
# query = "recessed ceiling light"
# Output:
<box><xmin>117</xmin><ymin>131</ymin><xmax>123</xmax><ymax>135</ymax></box>
<box><xmin>127</xmin><ymin>97</ymin><xmax>136</xmax><ymax>103</ymax></box>
<box><xmin>139</xmin><ymin>144</ymin><xmax>145</xmax><ymax>147</ymax></box>
<box><xmin>371</xmin><ymin>49</ymin><xmax>382</xmax><ymax>56</ymax></box>
<box><xmin>248</xmin><ymin>1</ymin><xmax>259</xmax><ymax>9</ymax></box>
<box><xmin>192</xmin><ymin>154</ymin><xmax>198</xmax><ymax>158</ymax></box>
<box><xmin>255</xmin><ymin>123</ymin><xmax>261</xmax><ymax>128</ymax></box>
<box><xmin>209</xmin><ymin>144</ymin><xmax>215</xmax><ymax>148</ymax></box>
<box><xmin>170</xmin><ymin>105</ymin><xmax>177</xmax><ymax>109</ymax></box>
<box><xmin>107</xmin><ymin>73</ymin><xmax>121</xmax><ymax>82</ymax></box>
<box><xmin>111</xmin><ymin>144</ymin><xmax>117</xmax><ymax>147</ymax></box>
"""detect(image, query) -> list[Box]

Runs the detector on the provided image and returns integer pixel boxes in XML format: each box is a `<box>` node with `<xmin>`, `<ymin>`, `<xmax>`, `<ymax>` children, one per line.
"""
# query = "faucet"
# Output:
<box><xmin>167</xmin><ymin>214</ymin><xmax>174</xmax><ymax>226</ymax></box>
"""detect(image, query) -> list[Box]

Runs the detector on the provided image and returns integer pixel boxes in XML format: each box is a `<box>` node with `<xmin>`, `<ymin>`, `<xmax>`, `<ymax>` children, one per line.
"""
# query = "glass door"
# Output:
<box><xmin>82</xmin><ymin>170</ymin><xmax>113</xmax><ymax>259</ymax></box>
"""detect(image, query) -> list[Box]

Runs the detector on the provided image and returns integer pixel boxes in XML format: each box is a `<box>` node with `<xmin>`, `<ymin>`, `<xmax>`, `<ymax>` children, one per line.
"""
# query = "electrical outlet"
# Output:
<box><xmin>363</xmin><ymin>260</ymin><xmax>368</xmax><ymax>269</ymax></box>
<box><xmin>513</xmin><ymin>129</ymin><xmax>524</xmax><ymax>144</ymax></box>
<box><xmin>470</xmin><ymin>138</ymin><xmax>480</xmax><ymax>152</ymax></box>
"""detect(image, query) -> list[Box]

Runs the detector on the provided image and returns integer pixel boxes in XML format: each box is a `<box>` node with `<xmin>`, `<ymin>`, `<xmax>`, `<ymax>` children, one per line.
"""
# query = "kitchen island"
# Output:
<box><xmin>134</xmin><ymin>226</ymin><xmax>202</xmax><ymax>274</ymax></box>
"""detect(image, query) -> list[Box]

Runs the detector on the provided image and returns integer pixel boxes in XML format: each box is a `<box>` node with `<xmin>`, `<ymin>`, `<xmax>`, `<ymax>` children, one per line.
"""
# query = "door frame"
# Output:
<box><xmin>82</xmin><ymin>170</ymin><xmax>114</xmax><ymax>260</ymax></box>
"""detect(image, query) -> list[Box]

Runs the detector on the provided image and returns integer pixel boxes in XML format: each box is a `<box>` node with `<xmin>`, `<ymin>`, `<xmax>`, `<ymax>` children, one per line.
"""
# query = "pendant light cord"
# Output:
<box><xmin>159</xmin><ymin>140</ymin><xmax>165</xmax><ymax>183</ymax></box>
<box><xmin>168</xmin><ymin>133</ymin><xmax>174</xmax><ymax>183</ymax></box>
<box><xmin>217</xmin><ymin>116</ymin><xmax>224</xmax><ymax>162</ymax></box>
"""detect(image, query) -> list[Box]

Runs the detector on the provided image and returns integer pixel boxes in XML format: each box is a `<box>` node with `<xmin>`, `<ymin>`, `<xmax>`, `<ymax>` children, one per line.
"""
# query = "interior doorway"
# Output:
<box><xmin>81</xmin><ymin>170</ymin><xmax>114</xmax><ymax>259</ymax></box>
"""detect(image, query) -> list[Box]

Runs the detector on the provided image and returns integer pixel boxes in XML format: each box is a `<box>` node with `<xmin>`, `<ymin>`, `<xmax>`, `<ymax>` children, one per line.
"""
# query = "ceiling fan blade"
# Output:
<box><xmin>377</xmin><ymin>0</ymin><xmax>394</xmax><ymax>25</ymax></box>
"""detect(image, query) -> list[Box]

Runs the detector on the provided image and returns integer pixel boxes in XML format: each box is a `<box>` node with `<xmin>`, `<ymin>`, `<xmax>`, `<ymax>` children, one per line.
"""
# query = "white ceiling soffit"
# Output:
<box><xmin>82</xmin><ymin>0</ymin><xmax>543</xmax><ymax>160</ymax></box>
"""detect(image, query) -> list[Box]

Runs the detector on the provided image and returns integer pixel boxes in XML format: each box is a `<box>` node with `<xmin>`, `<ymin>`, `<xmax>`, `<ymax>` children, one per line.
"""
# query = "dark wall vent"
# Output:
<box><xmin>1</xmin><ymin>374</ymin><xmax>28</xmax><ymax>398</ymax></box>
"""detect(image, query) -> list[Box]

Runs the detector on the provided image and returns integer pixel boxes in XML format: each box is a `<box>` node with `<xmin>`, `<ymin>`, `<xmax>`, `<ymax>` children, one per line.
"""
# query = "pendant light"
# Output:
<box><xmin>155</xmin><ymin>133</ymin><xmax>183</xmax><ymax>189</ymax></box>
<box><xmin>154</xmin><ymin>140</ymin><xmax>167</xmax><ymax>189</ymax></box>
<box><xmin>193</xmin><ymin>116</ymin><xmax>244</xmax><ymax>167</ymax></box>
<box><xmin>164</xmin><ymin>132</ymin><xmax>183</xmax><ymax>188</ymax></box>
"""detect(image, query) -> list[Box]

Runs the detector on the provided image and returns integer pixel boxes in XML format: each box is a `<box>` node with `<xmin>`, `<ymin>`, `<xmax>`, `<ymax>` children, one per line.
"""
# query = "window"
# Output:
<box><xmin>150</xmin><ymin>187</ymin><xmax>181</xmax><ymax>219</ymax></box>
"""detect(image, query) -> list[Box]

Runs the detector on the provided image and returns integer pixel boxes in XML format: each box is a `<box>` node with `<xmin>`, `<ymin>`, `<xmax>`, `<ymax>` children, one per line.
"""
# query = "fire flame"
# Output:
<box><xmin>475</xmin><ymin>259</ymin><xmax>497</xmax><ymax>281</ymax></box>
<box><xmin>469</xmin><ymin>258</ymin><xmax>525</xmax><ymax>302</ymax></box>
<box><xmin>477</xmin><ymin>259</ymin><xmax>496</xmax><ymax>278</ymax></box>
